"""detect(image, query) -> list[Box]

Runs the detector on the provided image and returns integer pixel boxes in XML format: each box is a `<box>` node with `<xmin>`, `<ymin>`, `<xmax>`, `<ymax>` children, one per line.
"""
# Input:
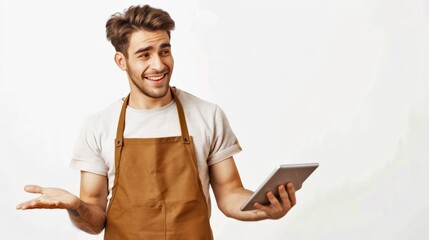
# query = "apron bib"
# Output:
<box><xmin>105</xmin><ymin>87</ymin><xmax>213</xmax><ymax>240</ymax></box>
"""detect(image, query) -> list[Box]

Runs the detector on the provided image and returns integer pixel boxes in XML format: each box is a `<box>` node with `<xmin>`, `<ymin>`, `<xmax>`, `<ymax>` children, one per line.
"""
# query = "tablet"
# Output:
<box><xmin>240</xmin><ymin>163</ymin><xmax>319</xmax><ymax>211</ymax></box>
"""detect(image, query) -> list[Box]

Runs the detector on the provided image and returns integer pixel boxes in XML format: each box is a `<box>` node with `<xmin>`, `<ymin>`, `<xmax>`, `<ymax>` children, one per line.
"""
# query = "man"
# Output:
<box><xmin>16</xmin><ymin>5</ymin><xmax>296</xmax><ymax>239</ymax></box>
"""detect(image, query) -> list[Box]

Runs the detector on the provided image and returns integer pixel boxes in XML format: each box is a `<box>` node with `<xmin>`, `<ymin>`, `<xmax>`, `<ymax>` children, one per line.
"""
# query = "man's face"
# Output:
<box><xmin>122</xmin><ymin>29</ymin><xmax>174</xmax><ymax>99</ymax></box>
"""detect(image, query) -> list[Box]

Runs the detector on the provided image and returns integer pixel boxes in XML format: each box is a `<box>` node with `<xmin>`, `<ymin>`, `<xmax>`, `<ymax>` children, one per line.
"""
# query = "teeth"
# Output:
<box><xmin>146</xmin><ymin>74</ymin><xmax>164</xmax><ymax>81</ymax></box>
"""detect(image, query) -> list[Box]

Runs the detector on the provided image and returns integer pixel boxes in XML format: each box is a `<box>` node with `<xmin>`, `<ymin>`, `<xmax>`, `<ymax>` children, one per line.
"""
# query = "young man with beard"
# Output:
<box><xmin>17</xmin><ymin>5</ymin><xmax>296</xmax><ymax>239</ymax></box>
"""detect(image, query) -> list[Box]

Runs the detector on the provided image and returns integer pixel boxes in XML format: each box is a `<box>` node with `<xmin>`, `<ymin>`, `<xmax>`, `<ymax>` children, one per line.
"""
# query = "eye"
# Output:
<box><xmin>138</xmin><ymin>52</ymin><xmax>150</xmax><ymax>59</ymax></box>
<box><xmin>160</xmin><ymin>49</ymin><xmax>171</xmax><ymax>56</ymax></box>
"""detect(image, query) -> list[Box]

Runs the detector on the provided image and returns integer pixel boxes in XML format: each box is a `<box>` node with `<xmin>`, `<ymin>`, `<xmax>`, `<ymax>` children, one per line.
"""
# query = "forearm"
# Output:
<box><xmin>67</xmin><ymin>199</ymin><xmax>106</xmax><ymax>234</ymax></box>
<box><xmin>218</xmin><ymin>187</ymin><xmax>268</xmax><ymax>221</ymax></box>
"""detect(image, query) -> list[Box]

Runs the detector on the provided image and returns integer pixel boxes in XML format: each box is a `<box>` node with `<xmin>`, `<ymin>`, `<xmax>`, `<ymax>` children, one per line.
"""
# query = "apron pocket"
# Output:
<box><xmin>132</xmin><ymin>199</ymin><xmax>166</xmax><ymax>237</ymax></box>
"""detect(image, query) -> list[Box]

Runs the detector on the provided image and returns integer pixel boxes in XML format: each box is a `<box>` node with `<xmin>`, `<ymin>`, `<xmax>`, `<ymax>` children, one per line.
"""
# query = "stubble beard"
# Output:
<box><xmin>130</xmin><ymin>74</ymin><xmax>170</xmax><ymax>99</ymax></box>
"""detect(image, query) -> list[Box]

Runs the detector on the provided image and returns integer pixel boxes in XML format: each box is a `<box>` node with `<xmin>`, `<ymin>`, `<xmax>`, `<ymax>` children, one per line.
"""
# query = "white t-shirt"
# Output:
<box><xmin>70</xmin><ymin>88</ymin><xmax>242</xmax><ymax>212</ymax></box>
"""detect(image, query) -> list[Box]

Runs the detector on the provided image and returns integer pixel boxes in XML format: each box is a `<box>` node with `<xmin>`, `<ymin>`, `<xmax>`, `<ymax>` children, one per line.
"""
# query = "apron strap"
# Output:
<box><xmin>171</xmin><ymin>87</ymin><xmax>191</xmax><ymax>144</ymax></box>
<box><xmin>114</xmin><ymin>94</ymin><xmax>128</xmax><ymax>173</ymax></box>
<box><xmin>115</xmin><ymin>94</ymin><xmax>128</xmax><ymax>149</ymax></box>
<box><xmin>115</xmin><ymin>87</ymin><xmax>190</xmax><ymax>145</ymax></box>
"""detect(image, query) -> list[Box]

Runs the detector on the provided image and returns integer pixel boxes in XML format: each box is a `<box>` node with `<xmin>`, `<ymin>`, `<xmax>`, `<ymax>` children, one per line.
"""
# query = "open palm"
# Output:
<box><xmin>16</xmin><ymin>185</ymin><xmax>79</xmax><ymax>210</ymax></box>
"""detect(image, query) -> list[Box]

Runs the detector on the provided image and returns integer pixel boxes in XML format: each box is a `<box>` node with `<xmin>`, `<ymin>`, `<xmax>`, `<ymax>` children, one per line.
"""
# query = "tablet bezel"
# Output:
<box><xmin>240</xmin><ymin>163</ymin><xmax>319</xmax><ymax>211</ymax></box>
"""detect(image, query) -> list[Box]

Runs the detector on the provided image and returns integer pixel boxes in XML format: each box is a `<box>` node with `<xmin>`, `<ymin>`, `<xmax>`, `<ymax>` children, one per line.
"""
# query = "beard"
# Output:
<box><xmin>128</xmin><ymin>71</ymin><xmax>171</xmax><ymax>99</ymax></box>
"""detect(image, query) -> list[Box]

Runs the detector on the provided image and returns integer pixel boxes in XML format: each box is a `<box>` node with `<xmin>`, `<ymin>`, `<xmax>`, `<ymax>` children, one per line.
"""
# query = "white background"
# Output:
<box><xmin>1</xmin><ymin>0</ymin><xmax>428</xmax><ymax>239</ymax></box>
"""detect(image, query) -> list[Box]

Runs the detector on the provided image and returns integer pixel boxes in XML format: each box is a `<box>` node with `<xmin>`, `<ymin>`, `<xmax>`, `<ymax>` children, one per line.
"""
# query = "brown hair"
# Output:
<box><xmin>106</xmin><ymin>5</ymin><xmax>175</xmax><ymax>58</ymax></box>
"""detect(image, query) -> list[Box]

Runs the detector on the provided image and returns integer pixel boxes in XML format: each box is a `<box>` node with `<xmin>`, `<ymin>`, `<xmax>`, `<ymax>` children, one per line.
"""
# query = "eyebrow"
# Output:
<box><xmin>134</xmin><ymin>46</ymin><xmax>153</xmax><ymax>55</ymax></box>
<box><xmin>134</xmin><ymin>43</ymin><xmax>172</xmax><ymax>55</ymax></box>
<box><xmin>160</xmin><ymin>43</ymin><xmax>171</xmax><ymax>49</ymax></box>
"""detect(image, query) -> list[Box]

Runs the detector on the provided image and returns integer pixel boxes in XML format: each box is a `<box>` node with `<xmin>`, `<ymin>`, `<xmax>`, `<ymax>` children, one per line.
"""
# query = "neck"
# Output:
<box><xmin>128</xmin><ymin>88</ymin><xmax>173</xmax><ymax>109</ymax></box>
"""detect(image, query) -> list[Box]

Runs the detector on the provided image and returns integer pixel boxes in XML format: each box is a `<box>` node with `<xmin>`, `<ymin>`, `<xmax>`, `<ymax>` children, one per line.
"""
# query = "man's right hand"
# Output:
<box><xmin>16</xmin><ymin>185</ymin><xmax>80</xmax><ymax>210</ymax></box>
<box><xmin>17</xmin><ymin>173</ymin><xmax>108</xmax><ymax>234</ymax></box>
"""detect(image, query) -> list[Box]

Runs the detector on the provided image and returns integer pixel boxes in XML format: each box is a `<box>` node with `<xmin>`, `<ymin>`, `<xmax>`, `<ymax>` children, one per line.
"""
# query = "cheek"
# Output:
<box><xmin>167</xmin><ymin>57</ymin><xmax>174</xmax><ymax>70</ymax></box>
<box><xmin>129</xmin><ymin>63</ymin><xmax>149</xmax><ymax>77</ymax></box>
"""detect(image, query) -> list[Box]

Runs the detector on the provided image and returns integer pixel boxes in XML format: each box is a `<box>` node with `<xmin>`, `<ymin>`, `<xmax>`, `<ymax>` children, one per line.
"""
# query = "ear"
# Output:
<box><xmin>114</xmin><ymin>52</ymin><xmax>127</xmax><ymax>71</ymax></box>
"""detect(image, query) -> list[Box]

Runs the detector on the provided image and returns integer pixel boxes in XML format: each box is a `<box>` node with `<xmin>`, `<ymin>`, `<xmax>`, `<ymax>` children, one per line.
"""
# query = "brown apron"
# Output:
<box><xmin>105</xmin><ymin>87</ymin><xmax>213</xmax><ymax>240</ymax></box>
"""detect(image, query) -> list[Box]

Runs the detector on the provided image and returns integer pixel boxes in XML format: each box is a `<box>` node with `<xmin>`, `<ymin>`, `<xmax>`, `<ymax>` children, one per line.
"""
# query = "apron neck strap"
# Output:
<box><xmin>115</xmin><ymin>87</ymin><xmax>191</xmax><ymax>147</ymax></box>
<box><xmin>171</xmin><ymin>87</ymin><xmax>191</xmax><ymax>143</ymax></box>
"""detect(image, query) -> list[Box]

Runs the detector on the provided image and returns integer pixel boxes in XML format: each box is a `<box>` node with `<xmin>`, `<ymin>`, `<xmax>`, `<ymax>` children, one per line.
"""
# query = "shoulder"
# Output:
<box><xmin>174</xmin><ymin>88</ymin><xmax>232</xmax><ymax>134</ymax></box>
<box><xmin>175</xmin><ymin>88</ymin><xmax>218</xmax><ymax>113</ymax></box>
<box><xmin>81</xmin><ymin>98</ymin><xmax>123</xmax><ymax>132</ymax></box>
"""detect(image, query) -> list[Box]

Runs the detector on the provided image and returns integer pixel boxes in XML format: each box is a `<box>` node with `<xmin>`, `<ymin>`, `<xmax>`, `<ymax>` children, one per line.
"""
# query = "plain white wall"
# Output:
<box><xmin>1</xmin><ymin>0</ymin><xmax>428</xmax><ymax>239</ymax></box>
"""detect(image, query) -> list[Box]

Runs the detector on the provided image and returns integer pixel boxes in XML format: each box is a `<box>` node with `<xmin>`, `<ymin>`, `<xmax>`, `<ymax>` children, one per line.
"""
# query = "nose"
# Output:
<box><xmin>150</xmin><ymin>54</ymin><xmax>164</xmax><ymax>72</ymax></box>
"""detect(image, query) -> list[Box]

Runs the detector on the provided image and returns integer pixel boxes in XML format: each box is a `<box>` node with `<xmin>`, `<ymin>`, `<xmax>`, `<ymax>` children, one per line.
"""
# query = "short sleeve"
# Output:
<box><xmin>207</xmin><ymin>105</ymin><xmax>242</xmax><ymax>166</ymax></box>
<box><xmin>69</xmin><ymin>117</ymin><xmax>108</xmax><ymax>176</ymax></box>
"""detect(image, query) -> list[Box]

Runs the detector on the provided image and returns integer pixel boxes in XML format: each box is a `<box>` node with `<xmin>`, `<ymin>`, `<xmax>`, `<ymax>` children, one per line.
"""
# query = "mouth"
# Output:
<box><xmin>144</xmin><ymin>72</ymin><xmax>168</xmax><ymax>86</ymax></box>
<box><xmin>144</xmin><ymin>73</ymin><xmax>167</xmax><ymax>81</ymax></box>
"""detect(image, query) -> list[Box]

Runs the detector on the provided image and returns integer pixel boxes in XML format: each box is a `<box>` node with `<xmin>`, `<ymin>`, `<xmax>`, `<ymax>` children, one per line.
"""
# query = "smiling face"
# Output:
<box><xmin>115</xmin><ymin>29</ymin><xmax>174</xmax><ymax>103</ymax></box>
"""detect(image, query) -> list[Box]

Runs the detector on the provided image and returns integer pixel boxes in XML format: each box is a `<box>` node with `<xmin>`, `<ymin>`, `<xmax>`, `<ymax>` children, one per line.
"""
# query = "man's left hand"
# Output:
<box><xmin>253</xmin><ymin>183</ymin><xmax>296</xmax><ymax>219</ymax></box>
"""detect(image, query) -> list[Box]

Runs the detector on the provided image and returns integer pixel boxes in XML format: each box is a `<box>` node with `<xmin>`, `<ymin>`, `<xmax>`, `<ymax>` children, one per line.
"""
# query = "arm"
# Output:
<box><xmin>16</xmin><ymin>171</ymin><xmax>108</xmax><ymax>234</ymax></box>
<box><xmin>68</xmin><ymin>171</ymin><xmax>108</xmax><ymax>234</ymax></box>
<box><xmin>209</xmin><ymin>157</ymin><xmax>296</xmax><ymax>221</ymax></box>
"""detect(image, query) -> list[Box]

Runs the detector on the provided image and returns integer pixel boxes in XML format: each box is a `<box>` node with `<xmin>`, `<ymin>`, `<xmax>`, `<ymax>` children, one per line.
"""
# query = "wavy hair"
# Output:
<box><xmin>106</xmin><ymin>5</ymin><xmax>175</xmax><ymax>57</ymax></box>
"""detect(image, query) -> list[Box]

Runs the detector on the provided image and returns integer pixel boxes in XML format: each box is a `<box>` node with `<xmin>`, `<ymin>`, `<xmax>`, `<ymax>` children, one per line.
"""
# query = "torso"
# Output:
<box><xmin>71</xmin><ymin>88</ymin><xmax>242</xmax><ymax>214</ymax></box>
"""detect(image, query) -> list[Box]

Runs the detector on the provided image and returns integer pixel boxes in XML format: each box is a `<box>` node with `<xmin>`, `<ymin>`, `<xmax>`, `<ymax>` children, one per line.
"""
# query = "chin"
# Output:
<box><xmin>143</xmin><ymin>86</ymin><xmax>170</xmax><ymax>99</ymax></box>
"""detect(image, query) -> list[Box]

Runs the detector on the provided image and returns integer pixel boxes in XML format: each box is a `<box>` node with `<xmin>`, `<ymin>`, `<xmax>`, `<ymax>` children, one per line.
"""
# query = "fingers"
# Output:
<box><xmin>17</xmin><ymin>186</ymin><xmax>79</xmax><ymax>211</ymax></box>
<box><xmin>253</xmin><ymin>191</ymin><xmax>286</xmax><ymax>219</ymax></box>
<box><xmin>17</xmin><ymin>185</ymin><xmax>45</xmax><ymax>210</ymax></box>
<box><xmin>24</xmin><ymin>185</ymin><xmax>44</xmax><ymax>194</ymax></box>
<box><xmin>253</xmin><ymin>191</ymin><xmax>281</xmax><ymax>212</ymax></box>
<box><xmin>16</xmin><ymin>198</ymin><xmax>42</xmax><ymax>210</ymax></box>
<box><xmin>253</xmin><ymin>183</ymin><xmax>297</xmax><ymax>219</ymax></box>
<box><xmin>267</xmin><ymin>191</ymin><xmax>282</xmax><ymax>209</ymax></box>
<box><xmin>253</xmin><ymin>202</ymin><xmax>270</xmax><ymax>213</ymax></box>
<box><xmin>17</xmin><ymin>197</ymin><xmax>63</xmax><ymax>210</ymax></box>
<box><xmin>278</xmin><ymin>185</ymin><xmax>291</xmax><ymax>207</ymax></box>
<box><xmin>286</xmin><ymin>183</ymin><xmax>296</xmax><ymax>206</ymax></box>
